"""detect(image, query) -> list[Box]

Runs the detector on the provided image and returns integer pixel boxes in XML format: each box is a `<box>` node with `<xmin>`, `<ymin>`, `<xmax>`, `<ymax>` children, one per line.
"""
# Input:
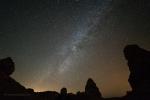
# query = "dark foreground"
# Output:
<box><xmin>1</xmin><ymin>45</ymin><xmax>150</xmax><ymax>100</ymax></box>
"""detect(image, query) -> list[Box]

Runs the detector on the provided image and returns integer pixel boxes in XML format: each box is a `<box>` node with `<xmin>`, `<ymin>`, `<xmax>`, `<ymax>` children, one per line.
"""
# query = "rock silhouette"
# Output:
<box><xmin>59</xmin><ymin>88</ymin><xmax>68</xmax><ymax>100</ymax></box>
<box><xmin>0</xmin><ymin>57</ymin><xmax>33</xmax><ymax>95</ymax></box>
<box><xmin>60</xmin><ymin>88</ymin><xmax>67</xmax><ymax>96</ymax></box>
<box><xmin>1</xmin><ymin>44</ymin><xmax>150</xmax><ymax>100</ymax></box>
<box><xmin>85</xmin><ymin>78</ymin><xmax>102</xmax><ymax>99</ymax></box>
<box><xmin>0</xmin><ymin>57</ymin><xmax>14</xmax><ymax>76</ymax></box>
<box><xmin>123</xmin><ymin>45</ymin><xmax>150</xmax><ymax>100</ymax></box>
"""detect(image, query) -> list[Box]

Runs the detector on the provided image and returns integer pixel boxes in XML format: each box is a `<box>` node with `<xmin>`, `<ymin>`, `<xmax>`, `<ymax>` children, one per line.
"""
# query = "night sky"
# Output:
<box><xmin>0</xmin><ymin>0</ymin><xmax>150</xmax><ymax>97</ymax></box>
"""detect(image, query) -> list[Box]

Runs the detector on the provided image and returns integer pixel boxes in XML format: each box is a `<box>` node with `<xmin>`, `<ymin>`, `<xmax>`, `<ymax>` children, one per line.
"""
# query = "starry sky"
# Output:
<box><xmin>0</xmin><ymin>0</ymin><xmax>150</xmax><ymax>97</ymax></box>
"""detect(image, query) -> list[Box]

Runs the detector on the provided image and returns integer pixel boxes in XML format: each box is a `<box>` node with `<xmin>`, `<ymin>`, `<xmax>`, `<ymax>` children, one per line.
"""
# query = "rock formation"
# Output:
<box><xmin>85</xmin><ymin>78</ymin><xmax>102</xmax><ymax>100</ymax></box>
<box><xmin>124</xmin><ymin>45</ymin><xmax>150</xmax><ymax>100</ymax></box>
<box><xmin>59</xmin><ymin>87</ymin><xmax>68</xmax><ymax>100</ymax></box>
<box><xmin>1</xmin><ymin>44</ymin><xmax>150</xmax><ymax>100</ymax></box>
<box><xmin>0</xmin><ymin>57</ymin><xmax>14</xmax><ymax>76</ymax></box>
<box><xmin>0</xmin><ymin>57</ymin><xmax>33</xmax><ymax>95</ymax></box>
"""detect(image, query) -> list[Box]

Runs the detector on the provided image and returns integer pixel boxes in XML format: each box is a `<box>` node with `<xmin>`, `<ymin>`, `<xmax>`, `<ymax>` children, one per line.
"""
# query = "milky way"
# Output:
<box><xmin>57</xmin><ymin>0</ymin><xmax>113</xmax><ymax>74</ymax></box>
<box><xmin>37</xmin><ymin>0</ymin><xmax>115</xmax><ymax>93</ymax></box>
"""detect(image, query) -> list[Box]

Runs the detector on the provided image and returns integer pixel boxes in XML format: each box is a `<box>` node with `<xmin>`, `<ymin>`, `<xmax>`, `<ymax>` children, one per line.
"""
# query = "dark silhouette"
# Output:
<box><xmin>123</xmin><ymin>45</ymin><xmax>150</xmax><ymax>100</ymax></box>
<box><xmin>0</xmin><ymin>57</ymin><xmax>14</xmax><ymax>76</ymax></box>
<box><xmin>0</xmin><ymin>57</ymin><xmax>32</xmax><ymax>95</ymax></box>
<box><xmin>37</xmin><ymin>91</ymin><xmax>59</xmax><ymax>100</ymax></box>
<box><xmin>60</xmin><ymin>88</ymin><xmax>67</xmax><ymax>96</ymax></box>
<box><xmin>1</xmin><ymin>44</ymin><xmax>150</xmax><ymax>100</ymax></box>
<box><xmin>59</xmin><ymin>87</ymin><xmax>68</xmax><ymax>100</ymax></box>
<box><xmin>85</xmin><ymin>78</ymin><xmax>102</xmax><ymax>100</ymax></box>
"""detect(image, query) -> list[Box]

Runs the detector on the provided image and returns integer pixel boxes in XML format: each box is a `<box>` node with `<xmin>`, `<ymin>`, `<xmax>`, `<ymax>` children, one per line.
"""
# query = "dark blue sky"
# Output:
<box><xmin>0</xmin><ymin>0</ymin><xmax>150</xmax><ymax>97</ymax></box>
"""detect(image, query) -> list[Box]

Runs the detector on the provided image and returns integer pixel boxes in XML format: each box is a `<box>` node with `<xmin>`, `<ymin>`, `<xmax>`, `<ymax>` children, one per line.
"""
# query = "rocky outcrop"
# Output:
<box><xmin>0</xmin><ymin>57</ymin><xmax>14</xmax><ymax>76</ymax></box>
<box><xmin>0</xmin><ymin>57</ymin><xmax>33</xmax><ymax>95</ymax></box>
<box><xmin>85</xmin><ymin>78</ymin><xmax>102</xmax><ymax>100</ymax></box>
<box><xmin>124</xmin><ymin>45</ymin><xmax>150</xmax><ymax>100</ymax></box>
<box><xmin>1</xmin><ymin>44</ymin><xmax>150</xmax><ymax>100</ymax></box>
<box><xmin>59</xmin><ymin>88</ymin><xmax>68</xmax><ymax>100</ymax></box>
